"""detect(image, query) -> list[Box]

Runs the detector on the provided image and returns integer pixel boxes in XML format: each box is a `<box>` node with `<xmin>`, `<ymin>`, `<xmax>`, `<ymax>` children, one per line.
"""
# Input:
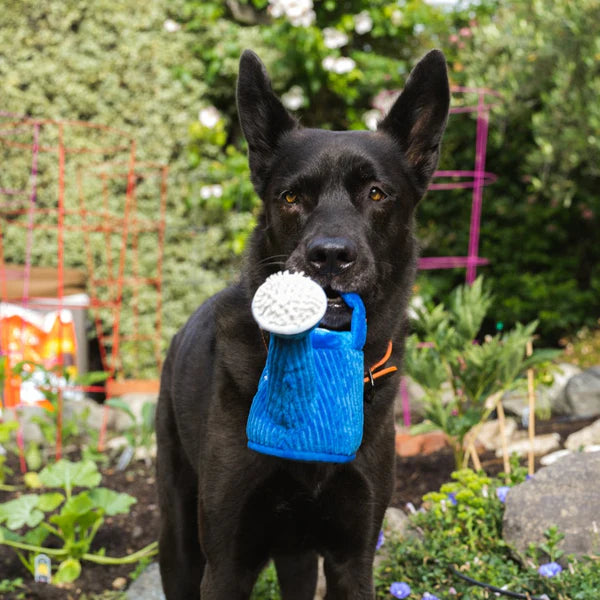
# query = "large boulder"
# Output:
<box><xmin>503</xmin><ymin>452</ymin><xmax>600</xmax><ymax>563</ymax></box>
<box><xmin>564</xmin><ymin>366</ymin><xmax>600</xmax><ymax>417</ymax></box>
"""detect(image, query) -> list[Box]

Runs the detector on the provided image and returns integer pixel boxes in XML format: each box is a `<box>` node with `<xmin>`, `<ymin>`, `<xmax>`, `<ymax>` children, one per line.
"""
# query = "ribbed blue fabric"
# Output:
<box><xmin>246</xmin><ymin>293</ymin><xmax>366</xmax><ymax>462</ymax></box>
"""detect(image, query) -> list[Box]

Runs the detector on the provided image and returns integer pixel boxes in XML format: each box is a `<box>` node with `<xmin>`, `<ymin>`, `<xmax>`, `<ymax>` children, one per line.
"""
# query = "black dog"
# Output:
<box><xmin>156</xmin><ymin>49</ymin><xmax>449</xmax><ymax>599</ymax></box>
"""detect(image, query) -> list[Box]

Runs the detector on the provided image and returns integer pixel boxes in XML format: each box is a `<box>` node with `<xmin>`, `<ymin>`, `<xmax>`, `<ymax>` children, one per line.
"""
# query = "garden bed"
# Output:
<box><xmin>0</xmin><ymin>416</ymin><xmax>595</xmax><ymax>599</ymax></box>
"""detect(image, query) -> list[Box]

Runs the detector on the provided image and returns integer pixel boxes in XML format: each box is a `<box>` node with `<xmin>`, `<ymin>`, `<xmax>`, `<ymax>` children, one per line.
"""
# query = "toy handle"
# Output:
<box><xmin>340</xmin><ymin>293</ymin><xmax>366</xmax><ymax>350</ymax></box>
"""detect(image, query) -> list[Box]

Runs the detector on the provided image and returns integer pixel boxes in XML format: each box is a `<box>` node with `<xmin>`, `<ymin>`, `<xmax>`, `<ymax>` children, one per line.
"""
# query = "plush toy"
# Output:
<box><xmin>247</xmin><ymin>270</ymin><xmax>366</xmax><ymax>463</ymax></box>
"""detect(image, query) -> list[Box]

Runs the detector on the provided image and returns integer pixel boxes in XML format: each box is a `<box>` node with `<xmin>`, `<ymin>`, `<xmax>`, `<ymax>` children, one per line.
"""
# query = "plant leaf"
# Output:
<box><xmin>54</xmin><ymin>558</ymin><xmax>81</xmax><ymax>583</ymax></box>
<box><xmin>37</xmin><ymin>493</ymin><xmax>64</xmax><ymax>512</ymax></box>
<box><xmin>88</xmin><ymin>487</ymin><xmax>137</xmax><ymax>516</ymax></box>
<box><xmin>106</xmin><ymin>398</ymin><xmax>136</xmax><ymax>423</ymax></box>
<box><xmin>0</xmin><ymin>495</ymin><xmax>44</xmax><ymax>529</ymax></box>
<box><xmin>39</xmin><ymin>459</ymin><xmax>101</xmax><ymax>490</ymax></box>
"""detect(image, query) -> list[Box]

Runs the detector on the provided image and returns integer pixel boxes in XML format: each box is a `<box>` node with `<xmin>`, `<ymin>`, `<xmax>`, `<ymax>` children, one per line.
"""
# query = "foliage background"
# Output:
<box><xmin>0</xmin><ymin>0</ymin><xmax>598</xmax><ymax>377</ymax></box>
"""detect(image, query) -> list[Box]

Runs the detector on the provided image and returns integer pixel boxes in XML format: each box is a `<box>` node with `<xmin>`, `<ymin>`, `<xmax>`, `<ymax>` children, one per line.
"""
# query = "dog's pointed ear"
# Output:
<box><xmin>378</xmin><ymin>50</ymin><xmax>450</xmax><ymax>191</ymax></box>
<box><xmin>237</xmin><ymin>50</ymin><xmax>297</xmax><ymax>191</ymax></box>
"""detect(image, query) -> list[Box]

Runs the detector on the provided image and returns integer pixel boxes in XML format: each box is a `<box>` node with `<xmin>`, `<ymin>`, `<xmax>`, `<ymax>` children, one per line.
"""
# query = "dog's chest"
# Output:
<box><xmin>239</xmin><ymin>464</ymin><xmax>371</xmax><ymax>555</ymax></box>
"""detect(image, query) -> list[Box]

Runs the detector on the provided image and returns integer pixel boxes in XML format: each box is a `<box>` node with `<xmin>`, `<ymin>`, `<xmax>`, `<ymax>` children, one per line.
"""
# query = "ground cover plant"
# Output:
<box><xmin>375</xmin><ymin>464</ymin><xmax>600</xmax><ymax>599</ymax></box>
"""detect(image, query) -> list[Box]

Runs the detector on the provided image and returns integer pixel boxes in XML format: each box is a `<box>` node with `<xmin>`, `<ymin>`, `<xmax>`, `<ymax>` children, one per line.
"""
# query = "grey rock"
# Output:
<box><xmin>502</xmin><ymin>363</ymin><xmax>584</xmax><ymax>419</ymax></box>
<box><xmin>503</xmin><ymin>452</ymin><xmax>600</xmax><ymax>563</ymax></box>
<box><xmin>501</xmin><ymin>388</ymin><xmax>552</xmax><ymax>420</ymax></box>
<box><xmin>126</xmin><ymin>562</ymin><xmax>165</xmax><ymax>600</ymax></box>
<box><xmin>383</xmin><ymin>506</ymin><xmax>420</xmax><ymax>541</ymax></box>
<box><xmin>565</xmin><ymin>418</ymin><xmax>600</xmax><ymax>450</ymax></box>
<box><xmin>496</xmin><ymin>432</ymin><xmax>560</xmax><ymax>458</ymax></box>
<box><xmin>546</xmin><ymin>363</ymin><xmax>584</xmax><ymax>415</ymax></box>
<box><xmin>564</xmin><ymin>366</ymin><xmax>600</xmax><ymax>418</ymax></box>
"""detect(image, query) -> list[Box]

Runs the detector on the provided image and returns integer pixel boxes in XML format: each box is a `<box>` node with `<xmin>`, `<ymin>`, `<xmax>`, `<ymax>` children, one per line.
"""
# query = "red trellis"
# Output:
<box><xmin>0</xmin><ymin>114</ymin><xmax>166</xmax><ymax>466</ymax></box>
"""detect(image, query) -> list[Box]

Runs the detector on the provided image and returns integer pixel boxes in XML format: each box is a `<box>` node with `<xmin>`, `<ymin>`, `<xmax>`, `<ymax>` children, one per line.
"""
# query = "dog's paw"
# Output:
<box><xmin>251</xmin><ymin>270</ymin><xmax>327</xmax><ymax>336</ymax></box>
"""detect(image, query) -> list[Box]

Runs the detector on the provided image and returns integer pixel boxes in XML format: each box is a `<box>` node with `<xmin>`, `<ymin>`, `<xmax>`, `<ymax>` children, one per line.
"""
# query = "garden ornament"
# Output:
<box><xmin>247</xmin><ymin>270</ymin><xmax>366</xmax><ymax>462</ymax></box>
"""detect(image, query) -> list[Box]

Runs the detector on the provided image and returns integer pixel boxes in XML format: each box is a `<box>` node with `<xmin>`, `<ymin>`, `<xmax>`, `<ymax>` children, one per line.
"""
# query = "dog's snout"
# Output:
<box><xmin>306</xmin><ymin>237</ymin><xmax>357</xmax><ymax>276</ymax></box>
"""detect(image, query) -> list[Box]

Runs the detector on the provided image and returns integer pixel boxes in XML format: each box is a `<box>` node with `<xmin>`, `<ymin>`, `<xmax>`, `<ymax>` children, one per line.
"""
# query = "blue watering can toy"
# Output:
<box><xmin>247</xmin><ymin>271</ymin><xmax>366</xmax><ymax>463</ymax></box>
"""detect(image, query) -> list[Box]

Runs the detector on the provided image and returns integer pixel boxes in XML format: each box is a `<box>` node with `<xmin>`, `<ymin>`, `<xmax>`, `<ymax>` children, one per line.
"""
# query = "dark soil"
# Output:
<box><xmin>0</xmin><ymin>416</ymin><xmax>595</xmax><ymax>599</ymax></box>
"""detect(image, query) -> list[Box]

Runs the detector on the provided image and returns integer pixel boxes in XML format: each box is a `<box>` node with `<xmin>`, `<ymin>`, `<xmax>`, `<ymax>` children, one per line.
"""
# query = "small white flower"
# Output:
<box><xmin>268</xmin><ymin>0</ymin><xmax>315</xmax><ymax>27</ymax></box>
<box><xmin>414</xmin><ymin>23</ymin><xmax>426</xmax><ymax>35</ymax></box>
<box><xmin>363</xmin><ymin>109</ymin><xmax>380</xmax><ymax>131</ymax></box>
<box><xmin>281</xmin><ymin>85</ymin><xmax>305</xmax><ymax>111</ymax></box>
<box><xmin>322</xmin><ymin>56</ymin><xmax>356</xmax><ymax>74</ymax></box>
<box><xmin>291</xmin><ymin>9</ymin><xmax>316</xmax><ymax>27</ymax></box>
<box><xmin>200</xmin><ymin>184</ymin><xmax>223</xmax><ymax>199</ymax></box>
<box><xmin>323</xmin><ymin>27</ymin><xmax>349</xmax><ymax>49</ymax></box>
<box><xmin>354</xmin><ymin>10</ymin><xmax>373</xmax><ymax>35</ymax></box>
<box><xmin>198</xmin><ymin>106</ymin><xmax>221</xmax><ymax>129</ymax></box>
<box><xmin>391</xmin><ymin>10</ymin><xmax>403</xmax><ymax>26</ymax></box>
<box><xmin>322</xmin><ymin>56</ymin><xmax>337</xmax><ymax>71</ymax></box>
<box><xmin>163</xmin><ymin>19</ymin><xmax>181</xmax><ymax>33</ymax></box>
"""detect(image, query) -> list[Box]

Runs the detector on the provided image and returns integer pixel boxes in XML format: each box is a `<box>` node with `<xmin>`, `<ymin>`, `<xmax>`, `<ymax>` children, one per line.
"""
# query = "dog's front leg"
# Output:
<box><xmin>199</xmin><ymin>560</ymin><xmax>265</xmax><ymax>600</ymax></box>
<box><xmin>323</xmin><ymin>554</ymin><xmax>377</xmax><ymax>600</ymax></box>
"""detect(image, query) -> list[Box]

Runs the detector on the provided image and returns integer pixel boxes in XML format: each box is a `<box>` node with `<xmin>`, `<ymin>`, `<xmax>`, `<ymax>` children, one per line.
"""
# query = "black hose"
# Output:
<box><xmin>448</xmin><ymin>564</ymin><xmax>548</xmax><ymax>600</ymax></box>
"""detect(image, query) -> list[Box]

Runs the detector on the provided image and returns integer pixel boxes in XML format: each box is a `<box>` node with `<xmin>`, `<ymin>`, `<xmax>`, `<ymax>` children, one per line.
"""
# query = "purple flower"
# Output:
<box><xmin>538</xmin><ymin>562</ymin><xmax>563</xmax><ymax>577</ymax></box>
<box><xmin>495</xmin><ymin>486</ymin><xmax>510</xmax><ymax>503</ymax></box>
<box><xmin>376</xmin><ymin>529</ymin><xmax>385</xmax><ymax>550</ymax></box>
<box><xmin>422</xmin><ymin>594</ymin><xmax>441</xmax><ymax>600</ymax></box>
<box><xmin>390</xmin><ymin>581</ymin><xmax>411</xmax><ymax>598</ymax></box>
<box><xmin>447</xmin><ymin>492</ymin><xmax>457</xmax><ymax>506</ymax></box>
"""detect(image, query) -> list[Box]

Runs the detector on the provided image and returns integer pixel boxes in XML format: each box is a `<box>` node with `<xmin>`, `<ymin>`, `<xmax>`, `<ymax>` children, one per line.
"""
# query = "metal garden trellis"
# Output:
<box><xmin>0</xmin><ymin>85</ymin><xmax>499</xmax><ymax>464</ymax></box>
<box><xmin>0</xmin><ymin>114</ymin><xmax>166</xmax><ymax>468</ymax></box>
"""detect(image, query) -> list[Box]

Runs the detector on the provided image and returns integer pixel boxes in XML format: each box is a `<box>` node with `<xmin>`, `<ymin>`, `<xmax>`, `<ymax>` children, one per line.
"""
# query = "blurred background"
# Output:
<box><xmin>1</xmin><ymin>0</ymin><xmax>598</xmax><ymax>379</ymax></box>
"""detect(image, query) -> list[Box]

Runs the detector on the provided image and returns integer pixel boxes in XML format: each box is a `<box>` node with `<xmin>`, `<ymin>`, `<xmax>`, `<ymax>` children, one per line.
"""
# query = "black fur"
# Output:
<box><xmin>156</xmin><ymin>49</ymin><xmax>449</xmax><ymax>599</ymax></box>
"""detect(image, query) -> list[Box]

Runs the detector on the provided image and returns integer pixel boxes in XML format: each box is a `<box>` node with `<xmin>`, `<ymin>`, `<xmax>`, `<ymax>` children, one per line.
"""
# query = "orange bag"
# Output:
<box><xmin>0</xmin><ymin>305</ymin><xmax>77</xmax><ymax>410</ymax></box>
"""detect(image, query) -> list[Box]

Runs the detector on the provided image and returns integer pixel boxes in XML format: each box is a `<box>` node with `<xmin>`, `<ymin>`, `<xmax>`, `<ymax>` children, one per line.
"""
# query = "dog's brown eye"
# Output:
<box><xmin>283</xmin><ymin>191</ymin><xmax>297</xmax><ymax>204</ymax></box>
<box><xmin>368</xmin><ymin>187</ymin><xmax>386</xmax><ymax>202</ymax></box>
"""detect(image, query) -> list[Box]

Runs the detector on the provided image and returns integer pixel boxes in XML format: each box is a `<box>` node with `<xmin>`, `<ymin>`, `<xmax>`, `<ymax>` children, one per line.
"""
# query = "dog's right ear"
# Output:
<box><xmin>237</xmin><ymin>50</ymin><xmax>297</xmax><ymax>192</ymax></box>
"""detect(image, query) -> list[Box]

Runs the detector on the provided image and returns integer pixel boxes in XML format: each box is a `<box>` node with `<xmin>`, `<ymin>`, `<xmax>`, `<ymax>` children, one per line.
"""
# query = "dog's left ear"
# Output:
<box><xmin>379</xmin><ymin>50</ymin><xmax>450</xmax><ymax>192</ymax></box>
<box><xmin>237</xmin><ymin>50</ymin><xmax>298</xmax><ymax>192</ymax></box>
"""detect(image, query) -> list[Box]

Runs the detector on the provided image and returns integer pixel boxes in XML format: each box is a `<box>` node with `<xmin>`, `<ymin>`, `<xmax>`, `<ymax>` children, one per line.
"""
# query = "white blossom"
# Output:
<box><xmin>268</xmin><ymin>0</ymin><xmax>316</xmax><ymax>27</ymax></box>
<box><xmin>323</xmin><ymin>27</ymin><xmax>349</xmax><ymax>49</ymax></box>
<box><xmin>322</xmin><ymin>56</ymin><xmax>356</xmax><ymax>74</ymax></box>
<box><xmin>198</xmin><ymin>106</ymin><xmax>221</xmax><ymax>129</ymax></box>
<box><xmin>414</xmin><ymin>23</ymin><xmax>426</xmax><ymax>34</ymax></box>
<box><xmin>363</xmin><ymin>109</ymin><xmax>380</xmax><ymax>131</ymax></box>
<box><xmin>391</xmin><ymin>10</ymin><xmax>403</xmax><ymax>26</ymax></box>
<box><xmin>163</xmin><ymin>19</ymin><xmax>181</xmax><ymax>33</ymax></box>
<box><xmin>200</xmin><ymin>184</ymin><xmax>223</xmax><ymax>200</ymax></box>
<box><xmin>281</xmin><ymin>85</ymin><xmax>305</xmax><ymax>111</ymax></box>
<box><xmin>354</xmin><ymin>11</ymin><xmax>373</xmax><ymax>35</ymax></box>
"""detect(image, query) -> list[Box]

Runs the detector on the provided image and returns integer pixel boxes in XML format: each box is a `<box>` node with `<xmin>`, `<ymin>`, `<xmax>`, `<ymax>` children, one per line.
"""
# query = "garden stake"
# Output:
<box><xmin>526</xmin><ymin>340</ymin><xmax>536</xmax><ymax>476</ymax></box>
<box><xmin>496</xmin><ymin>398</ymin><xmax>511</xmax><ymax>480</ymax></box>
<box><xmin>13</xmin><ymin>407</ymin><xmax>27</xmax><ymax>474</ymax></box>
<box><xmin>467</xmin><ymin>438</ymin><xmax>482</xmax><ymax>471</ymax></box>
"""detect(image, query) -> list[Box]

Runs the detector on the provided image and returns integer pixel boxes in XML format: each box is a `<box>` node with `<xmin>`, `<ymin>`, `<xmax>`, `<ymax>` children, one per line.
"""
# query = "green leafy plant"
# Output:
<box><xmin>106</xmin><ymin>398</ymin><xmax>156</xmax><ymax>466</ymax></box>
<box><xmin>0</xmin><ymin>459</ymin><xmax>157</xmax><ymax>583</ymax></box>
<box><xmin>405</xmin><ymin>278</ymin><xmax>560</xmax><ymax>467</ymax></box>
<box><xmin>0</xmin><ymin>421</ymin><xmax>19</xmax><ymax>490</ymax></box>
<box><xmin>0</xmin><ymin>577</ymin><xmax>24</xmax><ymax>594</ymax></box>
<box><xmin>12</xmin><ymin>361</ymin><xmax>108</xmax><ymax>464</ymax></box>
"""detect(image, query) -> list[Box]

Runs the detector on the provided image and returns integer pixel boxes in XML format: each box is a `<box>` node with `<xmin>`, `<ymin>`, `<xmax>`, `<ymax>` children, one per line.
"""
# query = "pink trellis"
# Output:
<box><xmin>401</xmin><ymin>86</ymin><xmax>502</xmax><ymax>427</ymax></box>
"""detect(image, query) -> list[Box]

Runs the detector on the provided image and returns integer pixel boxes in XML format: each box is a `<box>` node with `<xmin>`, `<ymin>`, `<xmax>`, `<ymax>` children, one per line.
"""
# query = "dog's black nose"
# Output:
<box><xmin>306</xmin><ymin>237</ymin><xmax>357</xmax><ymax>275</ymax></box>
